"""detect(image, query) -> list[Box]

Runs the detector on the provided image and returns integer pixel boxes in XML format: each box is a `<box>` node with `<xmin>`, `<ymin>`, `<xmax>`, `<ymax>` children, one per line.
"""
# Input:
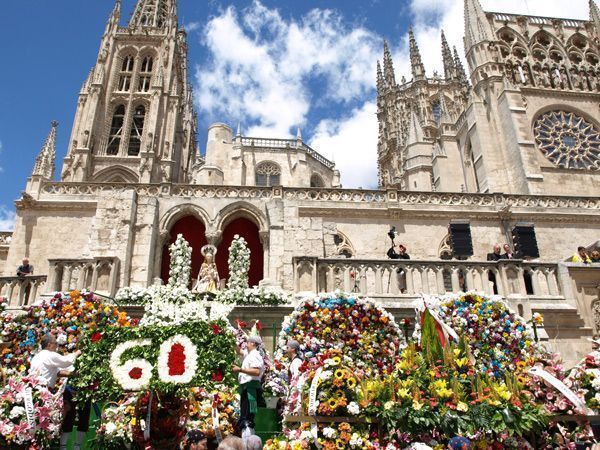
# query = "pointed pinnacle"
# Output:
<box><xmin>408</xmin><ymin>27</ymin><xmax>426</xmax><ymax>80</ymax></box>
<box><xmin>383</xmin><ymin>40</ymin><xmax>396</xmax><ymax>87</ymax></box>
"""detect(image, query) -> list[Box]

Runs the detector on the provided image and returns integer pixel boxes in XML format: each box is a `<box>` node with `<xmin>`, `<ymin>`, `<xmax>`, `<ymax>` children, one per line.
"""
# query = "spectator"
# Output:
<box><xmin>591</xmin><ymin>250</ymin><xmax>600</xmax><ymax>263</ymax></box>
<box><xmin>17</xmin><ymin>258</ymin><xmax>34</xmax><ymax>277</ymax></box>
<box><xmin>183</xmin><ymin>430</ymin><xmax>208</xmax><ymax>450</ymax></box>
<box><xmin>571</xmin><ymin>246</ymin><xmax>592</xmax><ymax>264</ymax></box>
<box><xmin>246</xmin><ymin>435</ymin><xmax>263</xmax><ymax>450</ymax></box>
<box><xmin>217</xmin><ymin>436</ymin><xmax>245</xmax><ymax>450</ymax></box>
<box><xmin>502</xmin><ymin>243</ymin><xmax>515</xmax><ymax>259</ymax></box>
<box><xmin>387</xmin><ymin>244</ymin><xmax>410</xmax><ymax>260</ymax></box>
<box><xmin>487</xmin><ymin>244</ymin><xmax>505</xmax><ymax>261</ymax></box>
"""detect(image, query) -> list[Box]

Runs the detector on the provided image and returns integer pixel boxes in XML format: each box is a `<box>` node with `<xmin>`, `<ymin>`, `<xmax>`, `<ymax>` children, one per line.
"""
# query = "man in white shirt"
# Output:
<box><xmin>232</xmin><ymin>335</ymin><xmax>265</xmax><ymax>440</ymax></box>
<box><xmin>29</xmin><ymin>334</ymin><xmax>85</xmax><ymax>450</ymax></box>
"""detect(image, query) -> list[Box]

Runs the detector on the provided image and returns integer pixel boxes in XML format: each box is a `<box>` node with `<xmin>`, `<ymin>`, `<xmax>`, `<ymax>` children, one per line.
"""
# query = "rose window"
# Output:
<box><xmin>533</xmin><ymin>110</ymin><xmax>600</xmax><ymax>170</ymax></box>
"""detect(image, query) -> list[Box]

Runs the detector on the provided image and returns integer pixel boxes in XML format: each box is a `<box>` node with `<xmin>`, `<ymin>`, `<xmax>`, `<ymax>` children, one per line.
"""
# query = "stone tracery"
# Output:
<box><xmin>533</xmin><ymin>110</ymin><xmax>600</xmax><ymax>170</ymax></box>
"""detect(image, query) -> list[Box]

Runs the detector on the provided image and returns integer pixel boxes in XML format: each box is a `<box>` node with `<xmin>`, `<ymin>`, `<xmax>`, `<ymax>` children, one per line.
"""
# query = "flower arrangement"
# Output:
<box><xmin>0</xmin><ymin>291</ymin><xmax>132</xmax><ymax>376</ymax></box>
<box><xmin>432</xmin><ymin>292</ymin><xmax>536</xmax><ymax>377</ymax></box>
<box><xmin>94</xmin><ymin>394</ymin><xmax>138</xmax><ymax>449</ymax></box>
<box><xmin>132</xmin><ymin>391</ymin><xmax>189</xmax><ymax>449</ymax></box>
<box><xmin>274</xmin><ymin>292</ymin><xmax>404</xmax><ymax>380</ymax></box>
<box><xmin>187</xmin><ymin>387</ymin><xmax>238</xmax><ymax>440</ymax></box>
<box><xmin>0</xmin><ymin>375</ymin><xmax>63</xmax><ymax>448</ymax></box>
<box><xmin>70</xmin><ymin>319</ymin><xmax>237</xmax><ymax>403</ymax></box>
<box><xmin>168</xmin><ymin>234</ymin><xmax>192</xmax><ymax>288</ymax></box>
<box><xmin>227</xmin><ymin>235</ymin><xmax>250</xmax><ymax>290</ymax></box>
<box><xmin>217</xmin><ymin>285</ymin><xmax>291</xmax><ymax>306</ymax></box>
<box><xmin>567</xmin><ymin>349</ymin><xmax>600</xmax><ymax>412</ymax></box>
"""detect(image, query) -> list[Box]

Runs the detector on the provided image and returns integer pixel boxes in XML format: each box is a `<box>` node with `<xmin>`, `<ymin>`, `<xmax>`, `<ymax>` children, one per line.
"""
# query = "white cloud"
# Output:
<box><xmin>184</xmin><ymin>21</ymin><xmax>201</xmax><ymax>32</ymax></box>
<box><xmin>311</xmin><ymin>101</ymin><xmax>379</xmax><ymax>189</ymax></box>
<box><xmin>0</xmin><ymin>205</ymin><xmax>15</xmax><ymax>231</ymax></box>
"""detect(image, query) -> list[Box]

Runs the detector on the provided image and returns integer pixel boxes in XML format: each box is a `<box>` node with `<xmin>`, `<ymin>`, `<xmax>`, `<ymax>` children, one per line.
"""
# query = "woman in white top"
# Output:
<box><xmin>232</xmin><ymin>335</ymin><xmax>265</xmax><ymax>440</ymax></box>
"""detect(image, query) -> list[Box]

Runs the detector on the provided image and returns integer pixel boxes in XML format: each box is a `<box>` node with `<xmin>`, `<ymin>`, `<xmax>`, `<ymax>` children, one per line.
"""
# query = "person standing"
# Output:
<box><xmin>571</xmin><ymin>246</ymin><xmax>592</xmax><ymax>263</ymax></box>
<box><xmin>29</xmin><ymin>334</ymin><xmax>86</xmax><ymax>450</ymax></box>
<box><xmin>502</xmin><ymin>243</ymin><xmax>515</xmax><ymax>259</ymax></box>
<box><xmin>285</xmin><ymin>339</ymin><xmax>303</xmax><ymax>383</ymax></box>
<box><xmin>487</xmin><ymin>244</ymin><xmax>505</xmax><ymax>261</ymax></box>
<box><xmin>16</xmin><ymin>258</ymin><xmax>34</xmax><ymax>277</ymax></box>
<box><xmin>232</xmin><ymin>335</ymin><xmax>265</xmax><ymax>440</ymax></box>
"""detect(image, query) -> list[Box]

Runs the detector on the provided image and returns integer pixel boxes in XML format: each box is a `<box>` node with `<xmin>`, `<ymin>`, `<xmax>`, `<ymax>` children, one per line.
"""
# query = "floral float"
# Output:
<box><xmin>94</xmin><ymin>394</ymin><xmax>138</xmax><ymax>449</ymax></box>
<box><xmin>0</xmin><ymin>375</ymin><xmax>63</xmax><ymax>449</ymax></box>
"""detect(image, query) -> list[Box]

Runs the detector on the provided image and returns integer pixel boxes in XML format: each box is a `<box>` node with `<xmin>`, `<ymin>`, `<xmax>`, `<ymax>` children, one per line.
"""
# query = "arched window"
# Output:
<box><xmin>310</xmin><ymin>173</ymin><xmax>325</xmax><ymax>188</ymax></box>
<box><xmin>107</xmin><ymin>105</ymin><xmax>125</xmax><ymax>155</ymax></box>
<box><xmin>118</xmin><ymin>56</ymin><xmax>134</xmax><ymax>92</ymax></box>
<box><xmin>255</xmin><ymin>161</ymin><xmax>281</xmax><ymax>186</ymax></box>
<box><xmin>138</xmin><ymin>56</ymin><xmax>153</xmax><ymax>92</ymax></box>
<box><xmin>128</xmin><ymin>105</ymin><xmax>145</xmax><ymax>156</ymax></box>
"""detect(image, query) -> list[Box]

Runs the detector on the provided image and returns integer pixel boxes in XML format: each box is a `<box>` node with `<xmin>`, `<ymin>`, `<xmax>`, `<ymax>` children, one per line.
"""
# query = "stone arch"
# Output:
<box><xmin>530</xmin><ymin>30</ymin><xmax>567</xmax><ymax>57</ymax></box>
<box><xmin>333</xmin><ymin>230</ymin><xmax>355</xmax><ymax>258</ymax></box>
<box><xmin>310</xmin><ymin>173</ymin><xmax>325</xmax><ymax>188</ymax></box>
<box><xmin>215</xmin><ymin>201</ymin><xmax>268</xmax><ymax>234</ymax></box>
<box><xmin>159</xmin><ymin>203</ymin><xmax>213</xmax><ymax>236</ymax></box>
<box><xmin>93</xmin><ymin>165</ymin><xmax>139</xmax><ymax>183</ymax></box>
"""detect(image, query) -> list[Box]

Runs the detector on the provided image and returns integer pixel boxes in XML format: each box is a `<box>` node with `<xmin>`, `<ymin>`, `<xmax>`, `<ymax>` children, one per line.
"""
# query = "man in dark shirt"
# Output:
<box><xmin>17</xmin><ymin>258</ymin><xmax>34</xmax><ymax>277</ymax></box>
<box><xmin>387</xmin><ymin>244</ymin><xmax>410</xmax><ymax>260</ymax></box>
<box><xmin>487</xmin><ymin>244</ymin><xmax>506</xmax><ymax>261</ymax></box>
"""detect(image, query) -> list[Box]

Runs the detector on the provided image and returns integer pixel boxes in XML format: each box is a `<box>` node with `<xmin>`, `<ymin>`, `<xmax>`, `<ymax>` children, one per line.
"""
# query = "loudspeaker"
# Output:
<box><xmin>449</xmin><ymin>222</ymin><xmax>473</xmax><ymax>258</ymax></box>
<box><xmin>512</xmin><ymin>225</ymin><xmax>539</xmax><ymax>258</ymax></box>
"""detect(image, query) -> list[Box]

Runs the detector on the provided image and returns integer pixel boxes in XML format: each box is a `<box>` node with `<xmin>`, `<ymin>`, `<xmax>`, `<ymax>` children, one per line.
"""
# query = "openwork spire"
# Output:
<box><xmin>377</xmin><ymin>60</ymin><xmax>384</xmax><ymax>92</ymax></box>
<box><xmin>441</xmin><ymin>31</ymin><xmax>455</xmax><ymax>80</ymax></box>
<box><xmin>464</xmin><ymin>0</ymin><xmax>494</xmax><ymax>50</ymax></box>
<box><xmin>130</xmin><ymin>0</ymin><xmax>176</xmax><ymax>29</ymax></box>
<box><xmin>591</xmin><ymin>0</ymin><xmax>600</xmax><ymax>32</ymax></box>
<box><xmin>383</xmin><ymin>41</ymin><xmax>396</xmax><ymax>87</ymax></box>
<box><xmin>33</xmin><ymin>121</ymin><xmax>58</xmax><ymax>179</ymax></box>
<box><xmin>453</xmin><ymin>46</ymin><xmax>468</xmax><ymax>81</ymax></box>
<box><xmin>408</xmin><ymin>28</ymin><xmax>426</xmax><ymax>80</ymax></box>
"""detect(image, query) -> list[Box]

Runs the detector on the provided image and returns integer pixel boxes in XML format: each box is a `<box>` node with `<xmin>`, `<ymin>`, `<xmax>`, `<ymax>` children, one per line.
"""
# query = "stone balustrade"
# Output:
<box><xmin>47</xmin><ymin>257</ymin><xmax>120</xmax><ymax>297</ymax></box>
<box><xmin>293</xmin><ymin>257</ymin><xmax>565</xmax><ymax>304</ymax></box>
<box><xmin>0</xmin><ymin>275</ymin><xmax>47</xmax><ymax>306</ymax></box>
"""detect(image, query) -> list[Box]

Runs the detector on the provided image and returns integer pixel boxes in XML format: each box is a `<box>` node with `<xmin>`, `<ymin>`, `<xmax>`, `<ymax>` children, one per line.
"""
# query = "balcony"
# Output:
<box><xmin>0</xmin><ymin>275</ymin><xmax>47</xmax><ymax>306</ymax></box>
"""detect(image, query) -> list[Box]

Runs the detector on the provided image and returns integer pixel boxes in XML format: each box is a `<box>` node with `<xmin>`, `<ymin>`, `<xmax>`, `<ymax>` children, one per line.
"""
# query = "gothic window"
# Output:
<box><xmin>138</xmin><ymin>56</ymin><xmax>153</xmax><ymax>92</ymax></box>
<box><xmin>107</xmin><ymin>105</ymin><xmax>125</xmax><ymax>155</ymax></box>
<box><xmin>432</xmin><ymin>101</ymin><xmax>441</xmax><ymax>123</ymax></box>
<box><xmin>310</xmin><ymin>173</ymin><xmax>325</xmax><ymax>187</ymax></box>
<box><xmin>128</xmin><ymin>105</ymin><xmax>146</xmax><ymax>156</ymax></box>
<box><xmin>333</xmin><ymin>231</ymin><xmax>355</xmax><ymax>258</ymax></box>
<box><xmin>118</xmin><ymin>55</ymin><xmax>134</xmax><ymax>92</ymax></box>
<box><xmin>533</xmin><ymin>110</ymin><xmax>600</xmax><ymax>170</ymax></box>
<box><xmin>255</xmin><ymin>161</ymin><xmax>281</xmax><ymax>186</ymax></box>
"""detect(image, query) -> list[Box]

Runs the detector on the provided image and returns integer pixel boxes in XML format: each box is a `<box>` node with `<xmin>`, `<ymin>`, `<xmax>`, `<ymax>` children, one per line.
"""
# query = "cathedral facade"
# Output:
<box><xmin>0</xmin><ymin>0</ymin><xmax>599</xmax><ymax>364</ymax></box>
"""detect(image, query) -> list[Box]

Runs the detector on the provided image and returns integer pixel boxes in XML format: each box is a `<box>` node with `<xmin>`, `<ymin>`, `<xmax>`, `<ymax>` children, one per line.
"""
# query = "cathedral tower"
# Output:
<box><xmin>60</xmin><ymin>0</ymin><xmax>199</xmax><ymax>184</ymax></box>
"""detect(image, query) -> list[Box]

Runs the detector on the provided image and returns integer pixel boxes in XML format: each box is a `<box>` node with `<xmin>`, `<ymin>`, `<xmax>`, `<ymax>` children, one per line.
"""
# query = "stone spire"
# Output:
<box><xmin>377</xmin><ymin>60</ymin><xmax>384</xmax><ymax>93</ymax></box>
<box><xmin>33</xmin><ymin>121</ymin><xmax>58</xmax><ymax>179</ymax></box>
<box><xmin>407</xmin><ymin>109</ymin><xmax>425</xmax><ymax>144</ymax></box>
<box><xmin>408</xmin><ymin>28</ymin><xmax>426</xmax><ymax>80</ymax></box>
<box><xmin>591</xmin><ymin>0</ymin><xmax>600</xmax><ymax>33</ymax></box>
<box><xmin>453</xmin><ymin>46</ymin><xmax>468</xmax><ymax>81</ymax></box>
<box><xmin>383</xmin><ymin>41</ymin><xmax>396</xmax><ymax>87</ymax></box>
<box><xmin>438</xmin><ymin>90</ymin><xmax>452</xmax><ymax>123</ymax></box>
<box><xmin>464</xmin><ymin>0</ymin><xmax>494</xmax><ymax>50</ymax></box>
<box><xmin>441</xmin><ymin>30</ymin><xmax>455</xmax><ymax>80</ymax></box>
<box><xmin>130</xmin><ymin>0</ymin><xmax>176</xmax><ymax>29</ymax></box>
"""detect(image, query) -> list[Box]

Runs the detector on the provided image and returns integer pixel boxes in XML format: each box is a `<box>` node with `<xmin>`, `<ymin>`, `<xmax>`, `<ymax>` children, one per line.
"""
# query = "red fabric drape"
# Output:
<box><xmin>216</xmin><ymin>218</ymin><xmax>264</xmax><ymax>288</ymax></box>
<box><xmin>160</xmin><ymin>216</ymin><xmax>207</xmax><ymax>286</ymax></box>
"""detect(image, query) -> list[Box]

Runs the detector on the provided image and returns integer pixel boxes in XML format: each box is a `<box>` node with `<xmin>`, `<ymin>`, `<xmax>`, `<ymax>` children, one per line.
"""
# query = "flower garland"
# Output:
<box><xmin>0</xmin><ymin>375</ymin><xmax>63</xmax><ymax>448</ymax></box>
<box><xmin>227</xmin><ymin>235</ymin><xmax>250</xmax><ymax>290</ymax></box>
<box><xmin>217</xmin><ymin>285</ymin><xmax>291</xmax><ymax>306</ymax></box>
<box><xmin>168</xmin><ymin>234</ymin><xmax>192</xmax><ymax>288</ymax></box>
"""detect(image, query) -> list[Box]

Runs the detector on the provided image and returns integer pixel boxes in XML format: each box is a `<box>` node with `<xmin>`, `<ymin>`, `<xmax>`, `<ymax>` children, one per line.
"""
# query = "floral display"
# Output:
<box><xmin>187</xmin><ymin>387</ymin><xmax>238</xmax><ymax>440</ymax></box>
<box><xmin>431</xmin><ymin>292</ymin><xmax>536</xmax><ymax>377</ymax></box>
<box><xmin>227</xmin><ymin>235</ymin><xmax>250</xmax><ymax>290</ymax></box>
<box><xmin>132</xmin><ymin>391</ymin><xmax>189</xmax><ymax>449</ymax></box>
<box><xmin>274</xmin><ymin>292</ymin><xmax>404</xmax><ymax>379</ymax></box>
<box><xmin>217</xmin><ymin>285</ymin><xmax>291</xmax><ymax>306</ymax></box>
<box><xmin>0</xmin><ymin>290</ymin><xmax>132</xmax><ymax>375</ymax></box>
<box><xmin>168</xmin><ymin>233</ymin><xmax>193</xmax><ymax>288</ymax></box>
<box><xmin>0</xmin><ymin>375</ymin><xmax>63</xmax><ymax>448</ymax></box>
<box><xmin>567</xmin><ymin>349</ymin><xmax>600</xmax><ymax>412</ymax></box>
<box><xmin>94</xmin><ymin>394</ymin><xmax>138</xmax><ymax>449</ymax></box>
<box><xmin>71</xmin><ymin>319</ymin><xmax>237</xmax><ymax>403</ymax></box>
<box><xmin>140</xmin><ymin>296</ymin><xmax>234</xmax><ymax>326</ymax></box>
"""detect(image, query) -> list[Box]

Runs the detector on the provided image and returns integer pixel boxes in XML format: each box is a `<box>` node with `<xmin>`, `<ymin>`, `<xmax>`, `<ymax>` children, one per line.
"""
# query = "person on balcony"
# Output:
<box><xmin>387</xmin><ymin>243</ymin><xmax>410</xmax><ymax>260</ymax></box>
<box><xmin>487</xmin><ymin>244</ymin><xmax>506</xmax><ymax>261</ymax></box>
<box><xmin>590</xmin><ymin>250</ymin><xmax>600</xmax><ymax>263</ymax></box>
<box><xmin>193</xmin><ymin>245</ymin><xmax>220</xmax><ymax>295</ymax></box>
<box><xmin>502</xmin><ymin>243</ymin><xmax>516</xmax><ymax>259</ymax></box>
<box><xmin>16</xmin><ymin>258</ymin><xmax>34</xmax><ymax>277</ymax></box>
<box><xmin>571</xmin><ymin>246</ymin><xmax>592</xmax><ymax>264</ymax></box>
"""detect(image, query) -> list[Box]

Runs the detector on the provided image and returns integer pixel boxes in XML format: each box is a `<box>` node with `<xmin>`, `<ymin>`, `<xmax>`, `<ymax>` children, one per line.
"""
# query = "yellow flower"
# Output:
<box><xmin>130</xmin><ymin>418</ymin><xmax>137</xmax><ymax>426</ymax></box>
<box><xmin>334</xmin><ymin>369</ymin><xmax>344</xmax><ymax>379</ymax></box>
<box><xmin>412</xmin><ymin>400</ymin><xmax>423</xmax><ymax>410</ymax></box>
<box><xmin>347</xmin><ymin>378</ymin><xmax>357</xmax><ymax>389</ymax></box>
<box><xmin>455</xmin><ymin>357</ymin><xmax>469</xmax><ymax>368</ymax></box>
<box><xmin>453</xmin><ymin>348</ymin><xmax>462</xmax><ymax>356</ymax></box>
<box><xmin>397</xmin><ymin>388</ymin><xmax>411</xmax><ymax>399</ymax></box>
<box><xmin>493</xmin><ymin>383</ymin><xmax>512</xmax><ymax>401</ymax></box>
<box><xmin>335</xmin><ymin>439</ymin><xmax>345</xmax><ymax>449</ymax></box>
<box><xmin>331</xmin><ymin>356</ymin><xmax>341</xmax><ymax>365</ymax></box>
<box><xmin>456</xmin><ymin>401</ymin><xmax>469</xmax><ymax>412</ymax></box>
<box><xmin>328</xmin><ymin>398</ymin><xmax>338</xmax><ymax>408</ymax></box>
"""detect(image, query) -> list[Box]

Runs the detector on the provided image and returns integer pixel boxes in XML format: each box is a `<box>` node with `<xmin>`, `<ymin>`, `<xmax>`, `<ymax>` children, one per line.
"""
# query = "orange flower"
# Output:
<box><xmin>69</xmin><ymin>290</ymin><xmax>81</xmax><ymax>300</ymax></box>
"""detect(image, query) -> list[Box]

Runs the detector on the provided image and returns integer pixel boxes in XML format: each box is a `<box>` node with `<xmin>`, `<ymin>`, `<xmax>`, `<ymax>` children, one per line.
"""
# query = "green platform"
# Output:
<box><xmin>255</xmin><ymin>407</ymin><xmax>282</xmax><ymax>442</ymax></box>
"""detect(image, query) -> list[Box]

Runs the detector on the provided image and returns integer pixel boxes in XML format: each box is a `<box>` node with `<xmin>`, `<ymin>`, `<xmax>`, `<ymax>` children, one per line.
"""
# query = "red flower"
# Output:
<box><xmin>129</xmin><ymin>367</ymin><xmax>143</xmax><ymax>380</ymax></box>
<box><xmin>212</xmin><ymin>370</ymin><xmax>224</xmax><ymax>382</ymax></box>
<box><xmin>211</xmin><ymin>324</ymin><xmax>222</xmax><ymax>335</ymax></box>
<box><xmin>254</xmin><ymin>321</ymin><xmax>263</xmax><ymax>331</ymax></box>
<box><xmin>91</xmin><ymin>332</ymin><xmax>102</xmax><ymax>343</ymax></box>
<box><xmin>167</xmin><ymin>343</ymin><xmax>186</xmax><ymax>376</ymax></box>
<box><xmin>236</xmin><ymin>319</ymin><xmax>247</xmax><ymax>329</ymax></box>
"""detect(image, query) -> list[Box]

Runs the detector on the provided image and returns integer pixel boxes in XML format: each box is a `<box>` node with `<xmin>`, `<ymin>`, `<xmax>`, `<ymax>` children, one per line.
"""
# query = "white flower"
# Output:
<box><xmin>322</xmin><ymin>427</ymin><xmax>336</xmax><ymax>438</ymax></box>
<box><xmin>110</xmin><ymin>339</ymin><xmax>153</xmax><ymax>391</ymax></box>
<box><xmin>9</xmin><ymin>406</ymin><xmax>25</xmax><ymax>419</ymax></box>
<box><xmin>104</xmin><ymin>422</ymin><xmax>117</xmax><ymax>435</ymax></box>
<box><xmin>347</xmin><ymin>401</ymin><xmax>360</xmax><ymax>415</ymax></box>
<box><xmin>349</xmin><ymin>433</ymin><xmax>363</xmax><ymax>448</ymax></box>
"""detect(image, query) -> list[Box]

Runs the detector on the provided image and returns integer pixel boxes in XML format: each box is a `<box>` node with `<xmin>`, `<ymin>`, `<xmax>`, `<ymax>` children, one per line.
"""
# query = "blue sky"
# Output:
<box><xmin>0</xmin><ymin>0</ymin><xmax>589</xmax><ymax>230</ymax></box>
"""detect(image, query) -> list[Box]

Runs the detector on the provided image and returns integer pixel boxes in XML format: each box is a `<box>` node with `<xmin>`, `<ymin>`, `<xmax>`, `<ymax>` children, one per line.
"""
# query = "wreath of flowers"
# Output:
<box><xmin>0</xmin><ymin>375</ymin><xmax>63</xmax><ymax>448</ymax></box>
